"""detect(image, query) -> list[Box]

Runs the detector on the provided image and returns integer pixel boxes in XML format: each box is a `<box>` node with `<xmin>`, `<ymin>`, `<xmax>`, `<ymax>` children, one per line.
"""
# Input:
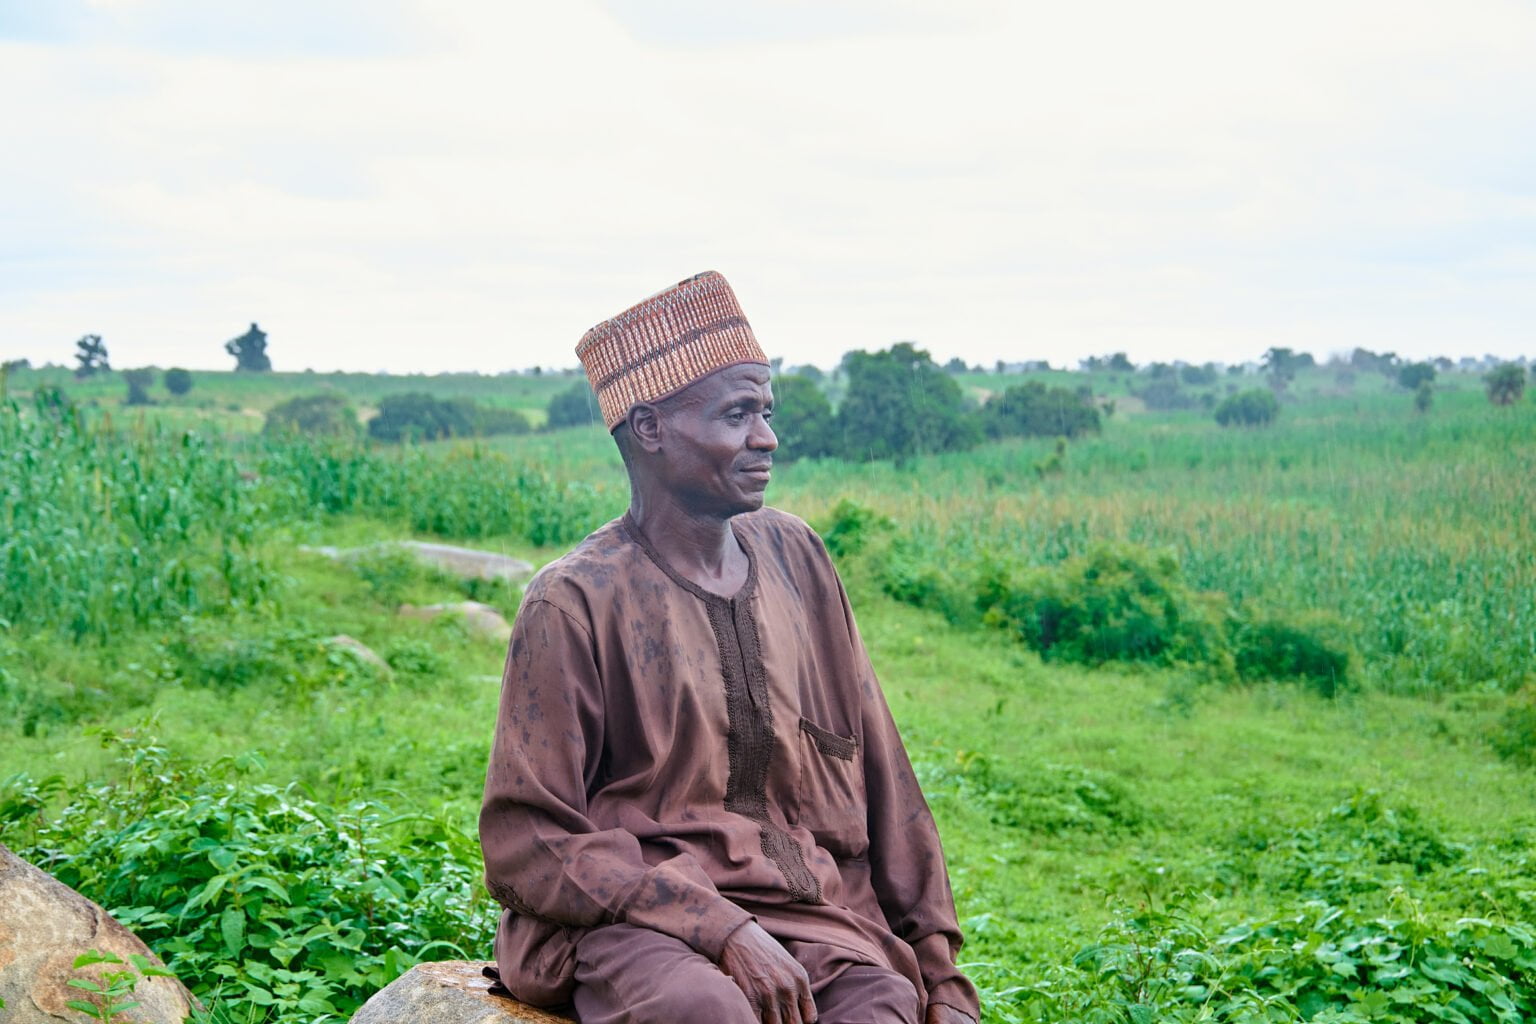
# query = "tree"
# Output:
<box><xmin>73</xmin><ymin>335</ymin><xmax>110</xmax><ymax>378</ymax></box>
<box><xmin>368</xmin><ymin>392</ymin><xmax>529</xmax><ymax>442</ymax></box>
<box><xmin>943</xmin><ymin>357</ymin><xmax>967</xmax><ymax>374</ymax></box>
<box><xmin>122</xmin><ymin>367</ymin><xmax>154</xmax><ymax>406</ymax></box>
<box><xmin>264</xmin><ymin>394</ymin><xmax>359</xmax><ymax>437</ymax></box>
<box><xmin>1107</xmin><ymin>352</ymin><xmax>1135</xmax><ymax>373</ymax></box>
<box><xmin>984</xmin><ymin>381</ymin><xmax>1101</xmax><ymax>439</ymax></box>
<box><xmin>545</xmin><ymin>381</ymin><xmax>599</xmax><ymax>430</ymax></box>
<box><xmin>1414</xmin><ymin>381</ymin><xmax>1434</xmax><ymax>414</ymax></box>
<box><xmin>1397</xmin><ymin>362</ymin><xmax>1436</xmax><ymax>390</ymax></box>
<box><xmin>1214</xmin><ymin>389</ymin><xmax>1279</xmax><ymax>427</ymax></box>
<box><xmin>835</xmin><ymin>342</ymin><xmax>980</xmax><ymax>461</ymax></box>
<box><xmin>164</xmin><ymin>367</ymin><xmax>194</xmax><ymax>396</ymax></box>
<box><xmin>770</xmin><ymin>374</ymin><xmax>836</xmax><ymax>461</ymax></box>
<box><xmin>1261</xmin><ymin>347</ymin><xmax>1313</xmax><ymax>391</ymax></box>
<box><xmin>225</xmin><ymin>322</ymin><xmax>272</xmax><ymax>372</ymax></box>
<box><xmin>1485</xmin><ymin>363</ymin><xmax>1528</xmax><ymax>406</ymax></box>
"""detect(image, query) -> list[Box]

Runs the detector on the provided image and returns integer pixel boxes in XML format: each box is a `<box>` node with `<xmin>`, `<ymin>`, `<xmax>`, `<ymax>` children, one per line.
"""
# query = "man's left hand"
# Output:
<box><xmin>926</xmin><ymin>1005</ymin><xmax>976</xmax><ymax>1024</ymax></box>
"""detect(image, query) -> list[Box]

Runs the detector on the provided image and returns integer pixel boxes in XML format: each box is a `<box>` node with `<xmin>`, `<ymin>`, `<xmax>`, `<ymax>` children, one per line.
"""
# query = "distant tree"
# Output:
<box><xmin>1107</xmin><ymin>352</ymin><xmax>1135</xmax><ymax>373</ymax></box>
<box><xmin>789</xmin><ymin>364</ymin><xmax>825</xmax><ymax>384</ymax></box>
<box><xmin>771</xmin><ymin>373</ymin><xmax>837</xmax><ymax>461</ymax></box>
<box><xmin>122</xmin><ymin>367</ymin><xmax>155</xmax><ymax>406</ymax></box>
<box><xmin>163</xmin><ymin>367</ymin><xmax>194</xmax><ymax>396</ymax></box>
<box><xmin>368</xmin><ymin>392</ymin><xmax>529</xmax><ymax>442</ymax></box>
<box><xmin>225</xmin><ymin>322</ymin><xmax>272</xmax><ymax>372</ymax></box>
<box><xmin>264</xmin><ymin>394</ymin><xmax>359</xmax><ymax>437</ymax></box>
<box><xmin>1080</xmin><ymin>355</ymin><xmax>1106</xmax><ymax>372</ymax></box>
<box><xmin>1485</xmin><ymin>363</ymin><xmax>1528</xmax><ymax>406</ymax></box>
<box><xmin>1397</xmin><ymin>362</ymin><xmax>1436</xmax><ymax>390</ymax></box>
<box><xmin>984</xmin><ymin>381</ymin><xmax>1101</xmax><ymax>439</ymax></box>
<box><xmin>1146</xmin><ymin>362</ymin><xmax>1176</xmax><ymax>380</ymax></box>
<box><xmin>836</xmin><ymin>342</ymin><xmax>980</xmax><ymax>461</ymax></box>
<box><xmin>1414</xmin><ymin>381</ymin><xmax>1434</xmax><ymax>414</ymax></box>
<box><xmin>1</xmin><ymin>357</ymin><xmax>30</xmax><ymax>372</ymax></box>
<box><xmin>1133</xmin><ymin>379</ymin><xmax>1198</xmax><ymax>411</ymax></box>
<box><xmin>1261</xmin><ymin>347</ymin><xmax>1313</xmax><ymax>391</ymax></box>
<box><xmin>943</xmin><ymin>357</ymin><xmax>967</xmax><ymax>374</ymax></box>
<box><xmin>1180</xmin><ymin>363</ymin><xmax>1219</xmax><ymax>386</ymax></box>
<box><xmin>995</xmin><ymin>359</ymin><xmax>1006</xmax><ymax>375</ymax></box>
<box><xmin>545</xmin><ymin>381</ymin><xmax>600</xmax><ymax>430</ymax></box>
<box><xmin>1214</xmin><ymin>389</ymin><xmax>1280</xmax><ymax>428</ymax></box>
<box><xmin>73</xmin><ymin>334</ymin><xmax>110</xmax><ymax>378</ymax></box>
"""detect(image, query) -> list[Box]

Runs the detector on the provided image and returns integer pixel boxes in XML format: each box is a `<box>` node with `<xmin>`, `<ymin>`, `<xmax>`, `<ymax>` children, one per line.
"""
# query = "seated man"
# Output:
<box><xmin>480</xmin><ymin>272</ymin><xmax>979</xmax><ymax>1024</ymax></box>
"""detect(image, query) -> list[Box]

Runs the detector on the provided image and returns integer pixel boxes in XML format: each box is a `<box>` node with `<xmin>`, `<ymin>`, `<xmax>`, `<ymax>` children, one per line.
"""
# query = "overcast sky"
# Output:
<box><xmin>2</xmin><ymin>0</ymin><xmax>1533</xmax><ymax>373</ymax></box>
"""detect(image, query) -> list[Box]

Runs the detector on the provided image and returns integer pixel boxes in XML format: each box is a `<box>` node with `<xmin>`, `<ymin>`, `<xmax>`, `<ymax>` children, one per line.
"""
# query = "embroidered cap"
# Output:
<box><xmin>576</xmin><ymin>271</ymin><xmax>769</xmax><ymax>430</ymax></box>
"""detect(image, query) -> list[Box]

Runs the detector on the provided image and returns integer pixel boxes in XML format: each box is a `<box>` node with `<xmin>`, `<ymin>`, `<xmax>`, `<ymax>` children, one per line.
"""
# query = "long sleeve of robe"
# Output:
<box><xmin>480</xmin><ymin>508</ymin><xmax>980</xmax><ymax>1021</ymax></box>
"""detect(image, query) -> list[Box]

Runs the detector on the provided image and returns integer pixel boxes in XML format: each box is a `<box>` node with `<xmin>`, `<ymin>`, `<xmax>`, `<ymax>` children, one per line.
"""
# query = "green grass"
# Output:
<box><xmin>2</xmin><ymin>364</ymin><xmax>1533</xmax><ymax>1022</ymax></box>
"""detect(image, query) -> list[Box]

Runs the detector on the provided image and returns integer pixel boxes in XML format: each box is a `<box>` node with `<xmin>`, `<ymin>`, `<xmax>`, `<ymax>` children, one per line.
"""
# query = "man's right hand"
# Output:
<box><xmin>718</xmin><ymin>920</ymin><xmax>817</xmax><ymax>1024</ymax></box>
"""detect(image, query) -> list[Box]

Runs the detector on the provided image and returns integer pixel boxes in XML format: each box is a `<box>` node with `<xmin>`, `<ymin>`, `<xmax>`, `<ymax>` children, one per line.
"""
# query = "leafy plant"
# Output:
<box><xmin>67</xmin><ymin>949</ymin><xmax>177</xmax><ymax>1023</ymax></box>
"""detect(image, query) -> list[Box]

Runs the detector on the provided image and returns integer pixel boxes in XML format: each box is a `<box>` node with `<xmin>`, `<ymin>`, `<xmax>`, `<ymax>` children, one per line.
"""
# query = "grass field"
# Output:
<box><xmin>2</xmin><ymin>362</ymin><xmax>1533</xmax><ymax>1022</ymax></box>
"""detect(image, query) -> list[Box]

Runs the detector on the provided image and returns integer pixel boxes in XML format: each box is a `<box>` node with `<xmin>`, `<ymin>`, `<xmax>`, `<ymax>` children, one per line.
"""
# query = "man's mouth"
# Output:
<box><xmin>739</xmin><ymin>463</ymin><xmax>773</xmax><ymax>479</ymax></box>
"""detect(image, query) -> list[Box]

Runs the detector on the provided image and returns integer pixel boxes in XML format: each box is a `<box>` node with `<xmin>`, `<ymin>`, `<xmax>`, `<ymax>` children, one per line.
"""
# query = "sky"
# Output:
<box><xmin>2</xmin><ymin>0</ymin><xmax>1534</xmax><ymax>374</ymax></box>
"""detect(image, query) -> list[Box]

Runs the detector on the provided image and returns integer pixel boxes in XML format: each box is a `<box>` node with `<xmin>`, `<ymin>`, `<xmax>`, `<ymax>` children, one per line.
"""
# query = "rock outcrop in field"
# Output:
<box><xmin>0</xmin><ymin>843</ymin><xmax>194</xmax><ymax>1024</ymax></box>
<box><xmin>350</xmin><ymin>961</ymin><xmax>573</xmax><ymax>1023</ymax></box>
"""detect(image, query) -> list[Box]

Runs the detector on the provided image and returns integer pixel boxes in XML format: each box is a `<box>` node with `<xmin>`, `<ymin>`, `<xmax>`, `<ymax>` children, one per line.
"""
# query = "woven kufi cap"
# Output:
<box><xmin>576</xmin><ymin>271</ymin><xmax>769</xmax><ymax>430</ymax></box>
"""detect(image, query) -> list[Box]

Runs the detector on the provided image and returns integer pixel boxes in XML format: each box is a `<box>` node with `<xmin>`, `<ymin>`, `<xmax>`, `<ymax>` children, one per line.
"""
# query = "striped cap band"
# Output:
<box><xmin>575</xmin><ymin>271</ymin><xmax>769</xmax><ymax>430</ymax></box>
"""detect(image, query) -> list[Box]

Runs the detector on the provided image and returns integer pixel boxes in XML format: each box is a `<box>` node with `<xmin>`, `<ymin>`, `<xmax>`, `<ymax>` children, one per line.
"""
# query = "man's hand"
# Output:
<box><xmin>926</xmin><ymin>1004</ymin><xmax>976</xmax><ymax>1024</ymax></box>
<box><xmin>718</xmin><ymin>920</ymin><xmax>817</xmax><ymax>1024</ymax></box>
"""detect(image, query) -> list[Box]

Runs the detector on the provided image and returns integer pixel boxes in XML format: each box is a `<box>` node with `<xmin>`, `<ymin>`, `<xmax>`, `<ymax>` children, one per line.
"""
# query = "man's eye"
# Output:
<box><xmin>762</xmin><ymin>409</ymin><xmax>774</xmax><ymax>421</ymax></box>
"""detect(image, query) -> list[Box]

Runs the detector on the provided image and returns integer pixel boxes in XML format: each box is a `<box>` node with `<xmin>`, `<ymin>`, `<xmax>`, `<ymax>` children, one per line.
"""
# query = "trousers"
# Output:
<box><xmin>570</xmin><ymin>923</ymin><xmax>921</xmax><ymax>1024</ymax></box>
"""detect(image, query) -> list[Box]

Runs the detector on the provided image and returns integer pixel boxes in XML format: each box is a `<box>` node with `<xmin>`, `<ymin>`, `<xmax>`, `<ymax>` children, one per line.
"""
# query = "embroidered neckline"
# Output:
<box><xmin>620</xmin><ymin>511</ymin><xmax>759</xmax><ymax>606</ymax></box>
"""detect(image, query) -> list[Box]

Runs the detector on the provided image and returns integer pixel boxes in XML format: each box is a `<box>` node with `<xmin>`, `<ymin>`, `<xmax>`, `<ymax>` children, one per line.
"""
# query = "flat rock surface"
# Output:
<box><xmin>399</xmin><ymin>601</ymin><xmax>513</xmax><ymax>643</ymax></box>
<box><xmin>350</xmin><ymin>961</ymin><xmax>574</xmax><ymax>1024</ymax></box>
<box><xmin>302</xmin><ymin>541</ymin><xmax>534</xmax><ymax>583</ymax></box>
<box><xmin>0</xmin><ymin>843</ymin><xmax>194</xmax><ymax>1024</ymax></box>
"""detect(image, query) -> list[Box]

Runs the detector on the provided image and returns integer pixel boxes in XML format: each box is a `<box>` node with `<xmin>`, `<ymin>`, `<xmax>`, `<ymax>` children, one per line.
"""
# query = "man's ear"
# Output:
<box><xmin>627</xmin><ymin>403</ymin><xmax>664</xmax><ymax>454</ymax></box>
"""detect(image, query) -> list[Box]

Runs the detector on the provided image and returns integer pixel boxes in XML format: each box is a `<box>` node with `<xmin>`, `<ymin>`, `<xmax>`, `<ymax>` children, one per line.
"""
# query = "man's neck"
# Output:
<box><xmin>628</xmin><ymin>492</ymin><xmax>748</xmax><ymax>598</ymax></box>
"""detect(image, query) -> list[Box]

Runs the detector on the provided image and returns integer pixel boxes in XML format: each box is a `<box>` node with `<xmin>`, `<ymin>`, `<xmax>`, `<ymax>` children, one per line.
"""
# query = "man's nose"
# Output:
<box><xmin>750</xmin><ymin>414</ymin><xmax>778</xmax><ymax>451</ymax></box>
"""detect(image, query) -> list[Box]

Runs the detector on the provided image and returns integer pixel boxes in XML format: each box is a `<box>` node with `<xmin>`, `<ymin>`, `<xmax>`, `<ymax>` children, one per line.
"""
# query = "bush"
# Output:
<box><xmin>1397</xmin><ymin>361</ymin><xmax>1436</xmax><ymax>390</ymax></box>
<box><xmin>1131</xmin><ymin>379</ymin><xmax>1198</xmax><ymax>412</ymax></box>
<box><xmin>263</xmin><ymin>394</ymin><xmax>359</xmax><ymax>438</ymax></box>
<box><xmin>984</xmin><ymin>381</ymin><xmax>1101</xmax><ymax>437</ymax></box>
<box><xmin>368</xmin><ymin>393</ymin><xmax>529</xmax><ymax>443</ymax></box>
<box><xmin>1489</xmin><ymin>685</ymin><xmax>1536</xmax><ymax>767</ymax></box>
<box><xmin>1231</xmin><ymin>613</ymin><xmax>1352</xmax><ymax>696</ymax></box>
<box><xmin>164</xmin><ymin>367</ymin><xmax>194</xmax><ymax>396</ymax></box>
<box><xmin>545</xmin><ymin>381</ymin><xmax>599</xmax><ymax>430</ymax></box>
<box><xmin>2</xmin><ymin>733</ymin><xmax>497</xmax><ymax>1023</ymax></box>
<box><xmin>977</xmin><ymin>545</ymin><xmax>1229</xmax><ymax>670</ymax></box>
<box><xmin>1214</xmin><ymin>388</ymin><xmax>1279</xmax><ymax>427</ymax></box>
<box><xmin>122</xmin><ymin>367</ymin><xmax>155</xmax><ymax>406</ymax></box>
<box><xmin>815</xmin><ymin>498</ymin><xmax>893</xmax><ymax>558</ymax></box>
<box><xmin>1485</xmin><ymin>363</ymin><xmax>1527</xmax><ymax>406</ymax></box>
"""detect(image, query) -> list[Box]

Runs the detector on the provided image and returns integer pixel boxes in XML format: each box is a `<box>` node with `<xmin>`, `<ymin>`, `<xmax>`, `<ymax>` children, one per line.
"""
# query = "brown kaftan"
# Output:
<box><xmin>479</xmin><ymin>508</ymin><xmax>979</xmax><ymax>1021</ymax></box>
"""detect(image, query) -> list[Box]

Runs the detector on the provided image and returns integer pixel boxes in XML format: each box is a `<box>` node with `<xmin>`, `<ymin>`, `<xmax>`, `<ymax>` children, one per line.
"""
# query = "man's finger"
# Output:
<box><xmin>798</xmin><ymin>986</ymin><xmax>818</xmax><ymax>1024</ymax></box>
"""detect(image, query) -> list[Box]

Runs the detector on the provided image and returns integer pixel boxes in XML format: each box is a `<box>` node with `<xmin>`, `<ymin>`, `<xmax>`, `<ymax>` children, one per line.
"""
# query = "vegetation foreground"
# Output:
<box><xmin>1</xmin><ymin>363</ymin><xmax>1534</xmax><ymax>1023</ymax></box>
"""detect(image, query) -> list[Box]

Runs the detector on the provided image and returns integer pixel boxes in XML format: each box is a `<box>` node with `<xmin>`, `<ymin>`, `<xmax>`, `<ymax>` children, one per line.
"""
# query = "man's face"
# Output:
<box><xmin>658</xmin><ymin>363</ymin><xmax>777</xmax><ymax>518</ymax></box>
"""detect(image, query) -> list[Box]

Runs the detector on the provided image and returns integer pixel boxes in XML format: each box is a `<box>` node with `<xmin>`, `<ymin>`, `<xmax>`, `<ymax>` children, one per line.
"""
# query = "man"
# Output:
<box><xmin>480</xmin><ymin>272</ymin><xmax>979</xmax><ymax>1024</ymax></box>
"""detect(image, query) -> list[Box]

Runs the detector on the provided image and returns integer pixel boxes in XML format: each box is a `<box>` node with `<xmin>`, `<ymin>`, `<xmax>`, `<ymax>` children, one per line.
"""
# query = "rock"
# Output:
<box><xmin>301</xmin><ymin>542</ymin><xmax>534</xmax><ymax>584</ymax></box>
<box><xmin>0</xmin><ymin>843</ymin><xmax>195</xmax><ymax>1024</ymax></box>
<box><xmin>350</xmin><ymin>961</ymin><xmax>572</xmax><ymax>1023</ymax></box>
<box><xmin>399</xmin><ymin>602</ymin><xmax>513</xmax><ymax>644</ymax></box>
<box><xmin>325</xmin><ymin>634</ymin><xmax>393</xmax><ymax>674</ymax></box>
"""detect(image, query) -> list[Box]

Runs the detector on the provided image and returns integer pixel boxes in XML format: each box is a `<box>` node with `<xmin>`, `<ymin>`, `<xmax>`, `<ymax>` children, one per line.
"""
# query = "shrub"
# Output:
<box><xmin>545</xmin><ymin>381</ymin><xmax>599</xmax><ymax>430</ymax></box>
<box><xmin>1214</xmin><ymin>388</ymin><xmax>1279</xmax><ymax>427</ymax></box>
<box><xmin>1231</xmin><ymin>613</ymin><xmax>1351</xmax><ymax>696</ymax></box>
<box><xmin>263</xmin><ymin>394</ymin><xmax>359</xmax><ymax>438</ymax></box>
<box><xmin>1489</xmin><ymin>685</ymin><xmax>1536</xmax><ymax>767</ymax></box>
<box><xmin>164</xmin><ymin>367</ymin><xmax>194</xmax><ymax>396</ymax></box>
<box><xmin>2</xmin><ymin>733</ymin><xmax>497</xmax><ymax>1023</ymax></box>
<box><xmin>815</xmin><ymin>498</ymin><xmax>894</xmax><ymax>558</ymax></box>
<box><xmin>1485</xmin><ymin>363</ymin><xmax>1527</xmax><ymax>406</ymax></box>
<box><xmin>984</xmin><ymin>381</ymin><xmax>1101</xmax><ymax>437</ymax></box>
<box><xmin>122</xmin><ymin>367</ymin><xmax>155</xmax><ymax>406</ymax></box>
<box><xmin>977</xmin><ymin>545</ymin><xmax>1228</xmax><ymax>670</ymax></box>
<box><xmin>368</xmin><ymin>393</ymin><xmax>529</xmax><ymax>442</ymax></box>
<box><xmin>1131</xmin><ymin>379</ymin><xmax>1197</xmax><ymax>411</ymax></box>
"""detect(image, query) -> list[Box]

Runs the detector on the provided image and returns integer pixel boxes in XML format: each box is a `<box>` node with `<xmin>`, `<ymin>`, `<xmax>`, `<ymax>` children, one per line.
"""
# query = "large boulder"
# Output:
<box><xmin>0</xmin><ymin>843</ymin><xmax>194</xmax><ymax>1023</ymax></box>
<box><xmin>399</xmin><ymin>601</ymin><xmax>513</xmax><ymax>644</ymax></box>
<box><xmin>302</xmin><ymin>542</ymin><xmax>534</xmax><ymax>584</ymax></box>
<box><xmin>350</xmin><ymin>961</ymin><xmax>573</xmax><ymax>1023</ymax></box>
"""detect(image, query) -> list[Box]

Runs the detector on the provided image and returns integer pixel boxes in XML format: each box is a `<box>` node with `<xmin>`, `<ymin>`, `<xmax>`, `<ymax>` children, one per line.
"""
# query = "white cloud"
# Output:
<box><xmin>2</xmin><ymin>0</ymin><xmax>1534</xmax><ymax>372</ymax></box>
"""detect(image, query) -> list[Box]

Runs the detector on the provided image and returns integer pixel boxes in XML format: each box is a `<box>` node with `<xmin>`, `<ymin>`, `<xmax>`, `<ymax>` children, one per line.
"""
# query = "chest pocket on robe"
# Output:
<box><xmin>795</xmin><ymin>717</ymin><xmax>869</xmax><ymax>859</ymax></box>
